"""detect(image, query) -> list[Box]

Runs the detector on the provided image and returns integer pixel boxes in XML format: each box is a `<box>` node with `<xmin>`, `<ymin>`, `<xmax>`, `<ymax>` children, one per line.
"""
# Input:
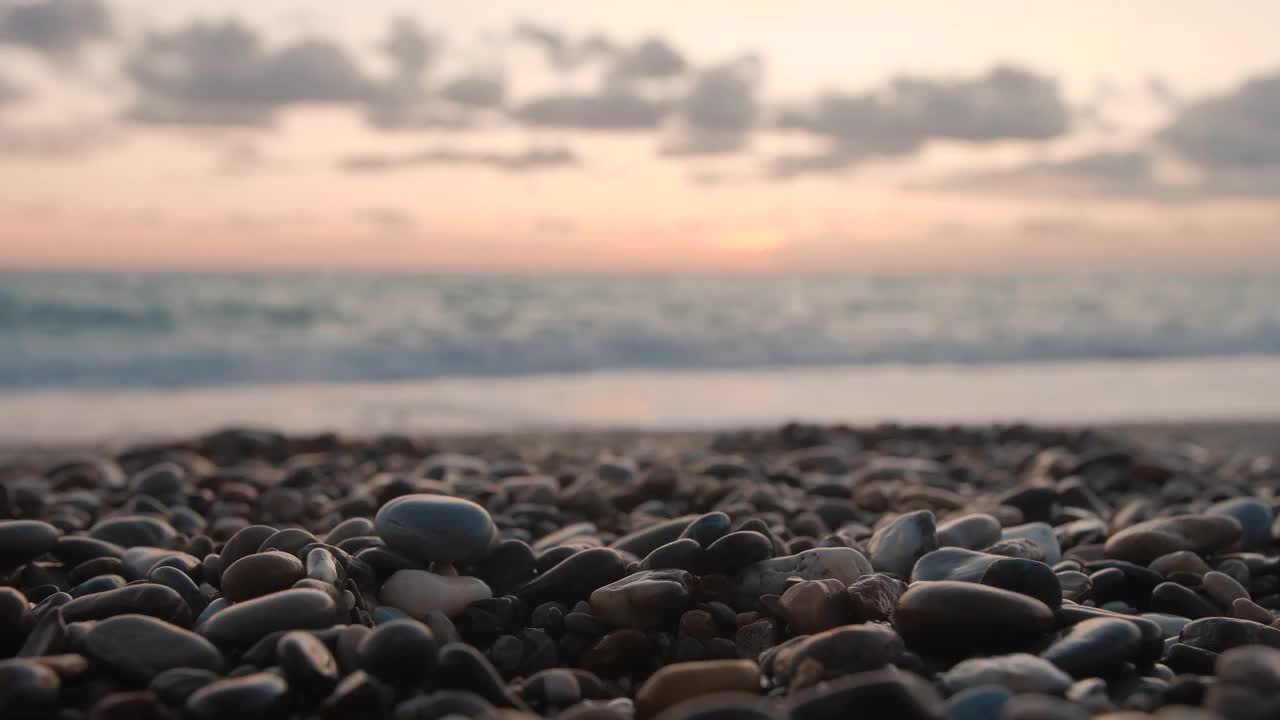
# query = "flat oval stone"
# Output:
<box><xmin>936</xmin><ymin>513</ymin><xmax>1002</xmax><ymax>550</ymax></box>
<box><xmin>357</xmin><ymin>617</ymin><xmax>438</xmax><ymax>687</ymax></box>
<box><xmin>1208</xmin><ymin>497</ymin><xmax>1273</xmax><ymax>551</ymax></box>
<box><xmin>60</xmin><ymin>583</ymin><xmax>191</xmax><ymax>625</ymax></box>
<box><xmin>89</xmin><ymin>516</ymin><xmax>178</xmax><ymax>549</ymax></box>
<box><xmin>641</xmin><ymin>539</ymin><xmax>705</xmax><ymax>573</ymax></box>
<box><xmin>945</xmin><ymin>685</ymin><xmax>1012</xmax><ymax>720</ymax></box>
<box><xmin>703</xmin><ymin>532</ymin><xmax>774</xmax><ymax>573</ymax></box>
<box><xmin>0</xmin><ymin>658</ymin><xmax>60</xmax><ymax>719</ymax></box>
<box><xmin>1181</xmin><ymin>616</ymin><xmax>1280</xmax><ymax>653</ymax></box>
<box><xmin>375</xmin><ymin>494</ymin><xmax>498</xmax><ymax>564</ymax></box>
<box><xmin>735</xmin><ymin>548</ymin><xmax>872</xmax><ymax>602</ymax></box>
<box><xmin>1202</xmin><ymin>570</ymin><xmax>1250</xmax><ymax>609</ymax></box>
<box><xmin>1104</xmin><ymin>515</ymin><xmax>1242</xmax><ymax>564</ymax></box>
<box><xmin>679</xmin><ymin>512</ymin><xmax>732</xmax><ymax>547</ymax></box>
<box><xmin>220</xmin><ymin>525</ymin><xmax>278</xmax><ymax>568</ymax></box>
<box><xmin>0</xmin><ymin>520</ymin><xmax>61</xmax><ymax>570</ymax></box>
<box><xmin>221</xmin><ymin>551</ymin><xmax>306</xmax><ymax>603</ymax></box>
<box><xmin>380</xmin><ymin>569</ymin><xmax>492</xmax><ymax>619</ymax></box>
<box><xmin>590</xmin><ymin>570</ymin><xmax>694</xmax><ymax>629</ymax></box>
<box><xmin>611</xmin><ymin>515</ymin><xmax>699</xmax><ymax>557</ymax></box>
<box><xmin>895</xmin><ymin>580</ymin><xmax>1055</xmax><ymax>659</ymax></box>
<box><xmin>276</xmin><ymin>630</ymin><xmax>339</xmax><ymax>693</ymax></box>
<box><xmin>52</xmin><ymin>536</ymin><xmax>125</xmax><ymax>566</ymax></box>
<box><xmin>941</xmin><ymin>653</ymin><xmax>1072</xmax><ymax>695</ymax></box>
<box><xmin>150</xmin><ymin>667</ymin><xmax>220</xmax><ymax>705</ymax></box>
<box><xmin>867</xmin><ymin>510</ymin><xmax>937</xmax><ymax>578</ymax></box>
<box><xmin>85</xmin><ymin>614</ymin><xmax>223</xmax><ymax>682</ymax></box>
<box><xmin>635</xmin><ymin>659</ymin><xmax>760</xmax><ymax>719</ymax></box>
<box><xmin>1151</xmin><ymin>582</ymin><xmax>1220</xmax><ymax>619</ymax></box>
<box><xmin>980</xmin><ymin>558</ymin><xmax>1062</xmax><ymax>608</ymax></box>
<box><xmin>770</xmin><ymin>623</ymin><xmax>903</xmax><ymax>688</ymax></box>
<box><xmin>518</xmin><ymin>548</ymin><xmax>629</xmax><ymax>605</ymax></box>
<box><xmin>785</xmin><ymin>668</ymin><xmax>944</xmax><ymax>720</ymax></box>
<box><xmin>910</xmin><ymin>548</ymin><xmax>1002</xmax><ymax>583</ymax></box>
<box><xmin>121</xmin><ymin>547</ymin><xmax>200</xmax><ymax>581</ymax></box>
<box><xmin>1041</xmin><ymin>617</ymin><xmax>1142</xmax><ymax>678</ymax></box>
<box><xmin>184</xmin><ymin>671</ymin><xmax>288</xmax><ymax>720</ymax></box>
<box><xmin>198</xmin><ymin>588</ymin><xmax>337</xmax><ymax>647</ymax></box>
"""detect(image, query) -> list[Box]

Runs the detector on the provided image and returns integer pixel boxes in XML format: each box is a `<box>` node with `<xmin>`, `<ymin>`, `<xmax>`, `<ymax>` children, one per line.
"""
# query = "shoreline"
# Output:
<box><xmin>1</xmin><ymin>356</ymin><xmax>1279</xmax><ymax>448</ymax></box>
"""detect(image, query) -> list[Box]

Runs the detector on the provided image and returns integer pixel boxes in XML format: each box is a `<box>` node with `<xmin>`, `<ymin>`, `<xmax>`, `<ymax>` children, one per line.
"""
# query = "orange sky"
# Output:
<box><xmin>2</xmin><ymin>1</ymin><xmax>1280</xmax><ymax>272</ymax></box>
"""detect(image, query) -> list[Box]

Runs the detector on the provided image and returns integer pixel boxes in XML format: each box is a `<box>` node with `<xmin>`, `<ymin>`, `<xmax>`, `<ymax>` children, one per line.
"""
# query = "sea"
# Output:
<box><xmin>2</xmin><ymin>271</ymin><xmax>1279</xmax><ymax>442</ymax></box>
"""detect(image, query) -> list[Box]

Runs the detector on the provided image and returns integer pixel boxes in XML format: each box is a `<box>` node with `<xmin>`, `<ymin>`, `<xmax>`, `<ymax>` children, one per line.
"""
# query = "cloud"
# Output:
<box><xmin>662</xmin><ymin>56</ymin><xmax>761</xmax><ymax>156</ymax></box>
<box><xmin>0</xmin><ymin>0</ymin><xmax>110</xmax><ymax>60</ymax></box>
<box><xmin>605</xmin><ymin>37</ymin><xmax>688</xmax><ymax>84</ymax></box>
<box><xmin>124</xmin><ymin>19</ymin><xmax>378</xmax><ymax>127</ymax></box>
<box><xmin>773</xmin><ymin>65</ymin><xmax>1071</xmax><ymax>174</ymax></box>
<box><xmin>513</xmin><ymin>21</ymin><xmax>614</xmax><ymax>72</ymax></box>
<box><xmin>935</xmin><ymin>150</ymin><xmax>1166</xmax><ymax>197</ymax></box>
<box><xmin>340</xmin><ymin>145</ymin><xmax>578</xmax><ymax>173</ymax></box>
<box><xmin>0</xmin><ymin>122</ymin><xmax>114</xmax><ymax>157</ymax></box>
<box><xmin>0</xmin><ymin>74</ymin><xmax>23</xmax><ymax>106</ymax></box>
<box><xmin>1157</xmin><ymin>69</ymin><xmax>1280</xmax><ymax>170</ymax></box>
<box><xmin>513</xmin><ymin>89</ymin><xmax>671</xmax><ymax>130</ymax></box>
<box><xmin>382</xmin><ymin>16</ymin><xmax>438</xmax><ymax>80</ymax></box>
<box><xmin>440</xmin><ymin>71</ymin><xmax>506</xmax><ymax>109</ymax></box>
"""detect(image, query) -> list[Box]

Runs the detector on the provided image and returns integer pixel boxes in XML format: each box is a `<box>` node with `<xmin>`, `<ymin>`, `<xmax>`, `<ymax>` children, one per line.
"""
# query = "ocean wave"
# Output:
<box><xmin>1</xmin><ymin>272</ymin><xmax>1278</xmax><ymax>389</ymax></box>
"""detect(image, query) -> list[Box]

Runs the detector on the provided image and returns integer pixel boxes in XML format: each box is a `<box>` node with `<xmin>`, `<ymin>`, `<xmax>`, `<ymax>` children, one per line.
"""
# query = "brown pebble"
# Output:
<box><xmin>634</xmin><ymin>659</ymin><xmax>760</xmax><ymax>719</ymax></box>
<box><xmin>1233</xmin><ymin>598</ymin><xmax>1275</xmax><ymax>625</ymax></box>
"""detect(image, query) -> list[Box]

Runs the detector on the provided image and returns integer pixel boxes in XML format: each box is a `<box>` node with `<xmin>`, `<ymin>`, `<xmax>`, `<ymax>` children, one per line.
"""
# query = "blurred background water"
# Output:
<box><xmin>2</xmin><ymin>271</ymin><xmax>1278</xmax><ymax>390</ymax></box>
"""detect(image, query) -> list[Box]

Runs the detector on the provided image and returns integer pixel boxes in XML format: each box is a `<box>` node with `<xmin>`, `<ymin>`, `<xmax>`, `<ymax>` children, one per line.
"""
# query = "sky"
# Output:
<box><xmin>2</xmin><ymin>0</ymin><xmax>1280</xmax><ymax>272</ymax></box>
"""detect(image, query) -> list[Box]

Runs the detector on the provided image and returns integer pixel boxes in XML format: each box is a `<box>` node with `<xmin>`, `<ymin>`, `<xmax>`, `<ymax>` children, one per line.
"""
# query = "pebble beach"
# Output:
<box><xmin>2</xmin><ymin>421</ymin><xmax>1279</xmax><ymax>720</ymax></box>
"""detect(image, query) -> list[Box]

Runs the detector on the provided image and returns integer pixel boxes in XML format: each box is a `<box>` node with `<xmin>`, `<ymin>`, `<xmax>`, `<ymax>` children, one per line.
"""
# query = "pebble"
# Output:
<box><xmin>1104</xmin><ymin>515</ymin><xmax>1243</xmax><ymax>564</ymax></box>
<box><xmin>1202</xmin><ymin>570</ymin><xmax>1250</xmax><ymax>609</ymax></box>
<box><xmin>220</xmin><ymin>551</ymin><xmax>306</xmax><ymax>602</ymax></box>
<box><xmin>184</xmin><ymin>671</ymin><xmax>289</xmax><ymax>720</ymax></box>
<box><xmin>1041</xmin><ymin>617</ymin><xmax>1142</xmax><ymax>678</ymax></box>
<box><xmin>84</xmin><ymin>614</ymin><xmax>223</xmax><ymax>681</ymax></box>
<box><xmin>591</xmin><ymin>570</ymin><xmax>694</xmax><ymax>629</ymax></box>
<box><xmin>634</xmin><ymin>659</ymin><xmax>760</xmax><ymax>719</ymax></box>
<box><xmin>778</xmin><ymin>578</ymin><xmax>849</xmax><ymax>634</ymax></box>
<box><xmin>1002</xmin><ymin>522</ymin><xmax>1062</xmax><ymax>565</ymax></box>
<box><xmin>867</xmin><ymin>510</ymin><xmax>938</xmax><ymax>578</ymax></box>
<box><xmin>936</xmin><ymin>513</ymin><xmax>1003</xmax><ymax>550</ymax></box>
<box><xmin>1207</xmin><ymin>497</ymin><xmax>1273</xmax><ymax>551</ymax></box>
<box><xmin>941</xmin><ymin>653</ymin><xmax>1073</xmax><ymax>695</ymax></box>
<box><xmin>3</xmin><ymin>423</ymin><xmax>1280</xmax><ymax>719</ymax></box>
<box><xmin>786</xmin><ymin>668</ymin><xmax>944</xmax><ymax>720</ymax></box>
<box><xmin>276</xmin><ymin>630</ymin><xmax>340</xmax><ymax>693</ymax></box>
<box><xmin>734</xmin><ymin>547</ymin><xmax>872</xmax><ymax>602</ymax></box>
<box><xmin>198</xmin><ymin>588</ymin><xmax>336</xmax><ymax>647</ymax></box>
<box><xmin>374</xmin><ymin>493</ymin><xmax>498</xmax><ymax>564</ymax></box>
<box><xmin>0</xmin><ymin>520</ymin><xmax>61</xmax><ymax>570</ymax></box>
<box><xmin>357</xmin><ymin>617</ymin><xmax>438</xmax><ymax>687</ymax></box>
<box><xmin>518</xmin><ymin>548</ymin><xmax>628</xmax><ymax>605</ymax></box>
<box><xmin>895</xmin><ymin>580</ymin><xmax>1055</xmax><ymax>658</ymax></box>
<box><xmin>379</xmin><ymin>569</ymin><xmax>493</xmax><ymax>618</ymax></box>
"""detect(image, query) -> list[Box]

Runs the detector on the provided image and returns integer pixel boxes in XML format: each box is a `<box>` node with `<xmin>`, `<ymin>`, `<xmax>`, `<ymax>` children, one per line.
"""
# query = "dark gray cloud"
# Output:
<box><xmin>605</xmin><ymin>37</ymin><xmax>687</xmax><ymax>84</ymax></box>
<box><xmin>340</xmin><ymin>145</ymin><xmax>578</xmax><ymax>173</ymax></box>
<box><xmin>383</xmin><ymin>17</ymin><xmax>438</xmax><ymax>80</ymax></box>
<box><xmin>513</xmin><ymin>90</ymin><xmax>671</xmax><ymax>130</ymax></box>
<box><xmin>663</xmin><ymin>56</ymin><xmax>761</xmax><ymax>155</ymax></box>
<box><xmin>935</xmin><ymin>150</ymin><xmax>1163</xmax><ymax>196</ymax></box>
<box><xmin>440</xmin><ymin>71</ymin><xmax>506</xmax><ymax>109</ymax></box>
<box><xmin>0</xmin><ymin>0</ymin><xmax>110</xmax><ymax>59</ymax></box>
<box><xmin>773</xmin><ymin>65</ymin><xmax>1070</xmax><ymax>174</ymax></box>
<box><xmin>125</xmin><ymin>19</ymin><xmax>377</xmax><ymax>126</ymax></box>
<box><xmin>1158</xmin><ymin>69</ymin><xmax>1280</xmax><ymax>170</ymax></box>
<box><xmin>513</xmin><ymin>21</ymin><xmax>614</xmax><ymax>72</ymax></box>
